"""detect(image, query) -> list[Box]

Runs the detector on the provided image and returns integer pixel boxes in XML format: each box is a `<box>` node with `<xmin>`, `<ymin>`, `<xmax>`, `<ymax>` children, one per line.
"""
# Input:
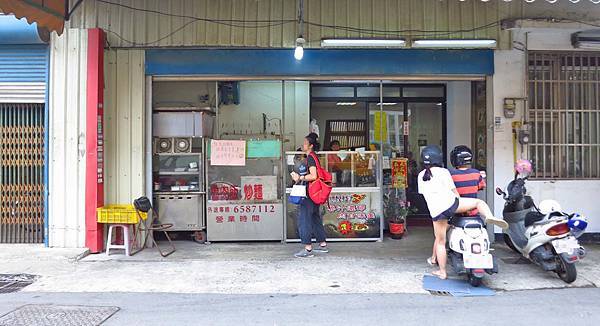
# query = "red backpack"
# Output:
<box><xmin>308</xmin><ymin>152</ymin><xmax>333</xmax><ymax>205</ymax></box>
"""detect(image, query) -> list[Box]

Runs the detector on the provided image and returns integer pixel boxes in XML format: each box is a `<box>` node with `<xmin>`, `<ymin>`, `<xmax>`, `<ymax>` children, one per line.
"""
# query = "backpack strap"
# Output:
<box><xmin>309</xmin><ymin>152</ymin><xmax>323</xmax><ymax>172</ymax></box>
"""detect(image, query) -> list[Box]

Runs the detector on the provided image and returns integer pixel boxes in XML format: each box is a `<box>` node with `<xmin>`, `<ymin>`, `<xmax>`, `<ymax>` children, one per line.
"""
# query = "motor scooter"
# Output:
<box><xmin>495</xmin><ymin>176</ymin><xmax>587</xmax><ymax>283</ymax></box>
<box><xmin>446</xmin><ymin>214</ymin><xmax>498</xmax><ymax>287</ymax></box>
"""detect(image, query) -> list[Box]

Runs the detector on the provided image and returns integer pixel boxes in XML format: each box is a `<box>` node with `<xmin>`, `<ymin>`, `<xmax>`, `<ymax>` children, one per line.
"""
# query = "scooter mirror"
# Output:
<box><xmin>495</xmin><ymin>187</ymin><xmax>504</xmax><ymax>196</ymax></box>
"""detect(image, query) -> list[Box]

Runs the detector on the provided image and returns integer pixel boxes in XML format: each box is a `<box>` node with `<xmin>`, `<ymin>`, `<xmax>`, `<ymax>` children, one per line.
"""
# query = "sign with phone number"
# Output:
<box><xmin>207</xmin><ymin>203</ymin><xmax>281</xmax><ymax>224</ymax></box>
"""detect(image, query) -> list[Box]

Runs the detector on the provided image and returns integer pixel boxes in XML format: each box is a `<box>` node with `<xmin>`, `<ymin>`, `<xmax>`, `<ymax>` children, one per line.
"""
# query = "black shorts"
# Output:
<box><xmin>432</xmin><ymin>198</ymin><xmax>459</xmax><ymax>222</ymax></box>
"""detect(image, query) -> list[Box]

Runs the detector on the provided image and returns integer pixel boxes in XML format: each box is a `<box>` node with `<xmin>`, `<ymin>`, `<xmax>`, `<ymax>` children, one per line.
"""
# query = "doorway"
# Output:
<box><xmin>309</xmin><ymin>82</ymin><xmax>447</xmax><ymax>221</ymax></box>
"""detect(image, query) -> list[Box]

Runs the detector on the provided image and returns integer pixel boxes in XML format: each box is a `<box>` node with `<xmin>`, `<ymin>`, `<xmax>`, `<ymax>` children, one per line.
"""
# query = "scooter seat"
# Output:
<box><xmin>524</xmin><ymin>211</ymin><xmax>545</xmax><ymax>227</ymax></box>
<box><xmin>524</xmin><ymin>211</ymin><xmax>564</xmax><ymax>227</ymax></box>
<box><xmin>450</xmin><ymin>216</ymin><xmax>484</xmax><ymax>228</ymax></box>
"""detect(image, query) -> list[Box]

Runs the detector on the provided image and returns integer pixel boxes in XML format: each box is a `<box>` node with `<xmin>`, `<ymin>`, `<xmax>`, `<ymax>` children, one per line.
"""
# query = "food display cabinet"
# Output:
<box><xmin>152</xmin><ymin>137</ymin><xmax>206</xmax><ymax>231</ymax></box>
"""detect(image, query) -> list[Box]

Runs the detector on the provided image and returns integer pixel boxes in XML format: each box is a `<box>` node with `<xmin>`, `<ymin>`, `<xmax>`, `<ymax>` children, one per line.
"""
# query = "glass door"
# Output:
<box><xmin>405</xmin><ymin>102</ymin><xmax>445</xmax><ymax>217</ymax></box>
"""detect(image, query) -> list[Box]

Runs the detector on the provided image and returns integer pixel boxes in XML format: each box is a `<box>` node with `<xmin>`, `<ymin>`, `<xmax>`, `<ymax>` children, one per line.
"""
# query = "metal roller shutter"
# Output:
<box><xmin>0</xmin><ymin>45</ymin><xmax>48</xmax><ymax>103</ymax></box>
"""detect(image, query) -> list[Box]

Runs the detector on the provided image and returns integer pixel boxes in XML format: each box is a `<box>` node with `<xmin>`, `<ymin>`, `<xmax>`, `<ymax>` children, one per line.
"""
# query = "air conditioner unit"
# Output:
<box><xmin>572</xmin><ymin>30</ymin><xmax>600</xmax><ymax>49</ymax></box>
<box><xmin>174</xmin><ymin>137</ymin><xmax>192</xmax><ymax>153</ymax></box>
<box><xmin>154</xmin><ymin>138</ymin><xmax>173</xmax><ymax>154</ymax></box>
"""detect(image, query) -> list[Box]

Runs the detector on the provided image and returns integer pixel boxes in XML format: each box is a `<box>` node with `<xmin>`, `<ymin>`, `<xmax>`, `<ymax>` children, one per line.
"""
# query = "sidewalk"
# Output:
<box><xmin>2</xmin><ymin>227</ymin><xmax>599</xmax><ymax>295</ymax></box>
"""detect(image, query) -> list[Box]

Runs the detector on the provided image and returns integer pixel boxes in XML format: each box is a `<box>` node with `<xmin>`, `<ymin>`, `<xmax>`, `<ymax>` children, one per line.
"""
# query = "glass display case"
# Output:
<box><xmin>206</xmin><ymin>140</ymin><xmax>284</xmax><ymax>241</ymax></box>
<box><xmin>285</xmin><ymin>151</ymin><xmax>383</xmax><ymax>241</ymax></box>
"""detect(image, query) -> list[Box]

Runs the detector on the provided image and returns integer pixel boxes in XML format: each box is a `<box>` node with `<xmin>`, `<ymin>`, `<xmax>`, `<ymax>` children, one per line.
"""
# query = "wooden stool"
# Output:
<box><xmin>106</xmin><ymin>224</ymin><xmax>131</xmax><ymax>256</ymax></box>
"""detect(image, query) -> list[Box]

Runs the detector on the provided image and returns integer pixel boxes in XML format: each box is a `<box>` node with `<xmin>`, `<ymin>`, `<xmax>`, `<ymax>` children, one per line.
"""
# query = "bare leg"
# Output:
<box><xmin>455</xmin><ymin>197</ymin><xmax>508</xmax><ymax>229</ymax></box>
<box><xmin>431</xmin><ymin>219</ymin><xmax>448</xmax><ymax>279</ymax></box>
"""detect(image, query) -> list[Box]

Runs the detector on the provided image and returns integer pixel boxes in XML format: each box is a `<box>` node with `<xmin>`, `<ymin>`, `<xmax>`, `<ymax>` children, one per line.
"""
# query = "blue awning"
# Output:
<box><xmin>146</xmin><ymin>49</ymin><xmax>494</xmax><ymax>77</ymax></box>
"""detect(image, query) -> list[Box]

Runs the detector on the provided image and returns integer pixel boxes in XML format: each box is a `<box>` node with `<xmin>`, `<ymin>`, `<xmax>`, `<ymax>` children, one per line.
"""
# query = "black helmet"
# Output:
<box><xmin>450</xmin><ymin>145</ymin><xmax>473</xmax><ymax>168</ymax></box>
<box><xmin>421</xmin><ymin>145</ymin><xmax>443</xmax><ymax>166</ymax></box>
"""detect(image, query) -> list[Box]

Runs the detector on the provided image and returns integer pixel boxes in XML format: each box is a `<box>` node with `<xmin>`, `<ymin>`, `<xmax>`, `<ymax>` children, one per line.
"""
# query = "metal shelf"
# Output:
<box><xmin>156</xmin><ymin>171</ymin><xmax>200</xmax><ymax>175</ymax></box>
<box><xmin>154</xmin><ymin>152</ymin><xmax>202</xmax><ymax>156</ymax></box>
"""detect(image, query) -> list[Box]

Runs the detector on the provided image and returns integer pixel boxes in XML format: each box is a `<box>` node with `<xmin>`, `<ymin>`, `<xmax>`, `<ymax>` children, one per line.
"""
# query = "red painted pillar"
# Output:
<box><xmin>85</xmin><ymin>28</ymin><xmax>106</xmax><ymax>253</ymax></box>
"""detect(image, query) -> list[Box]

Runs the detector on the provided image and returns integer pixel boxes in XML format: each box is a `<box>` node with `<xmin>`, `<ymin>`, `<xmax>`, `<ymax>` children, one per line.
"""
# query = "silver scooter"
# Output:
<box><xmin>496</xmin><ymin>176</ymin><xmax>586</xmax><ymax>283</ymax></box>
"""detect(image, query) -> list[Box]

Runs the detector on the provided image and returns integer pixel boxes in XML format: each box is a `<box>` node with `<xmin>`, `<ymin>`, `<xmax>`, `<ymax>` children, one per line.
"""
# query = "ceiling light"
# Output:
<box><xmin>321</xmin><ymin>39</ymin><xmax>406</xmax><ymax>48</ymax></box>
<box><xmin>336</xmin><ymin>102</ymin><xmax>357</xmax><ymax>106</ymax></box>
<box><xmin>376</xmin><ymin>102</ymin><xmax>397</xmax><ymax>106</ymax></box>
<box><xmin>412</xmin><ymin>39</ymin><xmax>497</xmax><ymax>49</ymax></box>
<box><xmin>294</xmin><ymin>37</ymin><xmax>305</xmax><ymax>60</ymax></box>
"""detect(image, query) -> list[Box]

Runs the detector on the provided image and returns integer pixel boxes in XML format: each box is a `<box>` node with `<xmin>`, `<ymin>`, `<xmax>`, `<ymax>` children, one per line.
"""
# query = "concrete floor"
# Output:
<box><xmin>2</xmin><ymin>227</ymin><xmax>599</xmax><ymax>294</ymax></box>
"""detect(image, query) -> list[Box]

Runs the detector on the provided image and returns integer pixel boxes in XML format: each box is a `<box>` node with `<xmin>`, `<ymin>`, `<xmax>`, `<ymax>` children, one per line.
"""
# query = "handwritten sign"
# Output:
<box><xmin>391</xmin><ymin>158</ymin><xmax>408</xmax><ymax>189</ymax></box>
<box><xmin>210</xmin><ymin>140</ymin><xmax>245</xmax><ymax>166</ymax></box>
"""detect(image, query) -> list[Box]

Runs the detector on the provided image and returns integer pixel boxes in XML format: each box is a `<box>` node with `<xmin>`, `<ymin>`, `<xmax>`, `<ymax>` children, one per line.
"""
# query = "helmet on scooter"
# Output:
<box><xmin>538</xmin><ymin>200</ymin><xmax>562</xmax><ymax>215</ymax></box>
<box><xmin>450</xmin><ymin>145</ymin><xmax>473</xmax><ymax>168</ymax></box>
<box><xmin>421</xmin><ymin>145</ymin><xmax>443</xmax><ymax>166</ymax></box>
<box><xmin>568</xmin><ymin>214</ymin><xmax>588</xmax><ymax>238</ymax></box>
<box><xmin>515</xmin><ymin>159</ymin><xmax>533</xmax><ymax>176</ymax></box>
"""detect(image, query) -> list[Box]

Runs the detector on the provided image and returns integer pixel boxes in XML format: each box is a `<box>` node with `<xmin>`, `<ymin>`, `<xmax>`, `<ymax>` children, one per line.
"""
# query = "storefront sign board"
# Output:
<box><xmin>210</xmin><ymin>140</ymin><xmax>246</xmax><ymax>166</ymax></box>
<box><xmin>240</xmin><ymin>175</ymin><xmax>277</xmax><ymax>201</ymax></box>
<box><xmin>207</xmin><ymin>202</ymin><xmax>284</xmax><ymax>241</ymax></box>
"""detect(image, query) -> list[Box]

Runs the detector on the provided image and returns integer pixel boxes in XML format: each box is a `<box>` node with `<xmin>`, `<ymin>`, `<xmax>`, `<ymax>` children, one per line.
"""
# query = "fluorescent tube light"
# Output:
<box><xmin>376</xmin><ymin>102</ymin><xmax>398</xmax><ymax>106</ymax></box>
<box><xmin>336</xmin><ymin>102</ymin><xmax>357</xmax><ymax>106</ymax></box>
<box><xmin>412</xmin><ymin>39</ymin><xmax>497</xmax><ymax>48</ymax></box>
<box><xmin>321</xmin><ymin>39</ymin><xmax>406</xmax><ymax>48</ymax></box>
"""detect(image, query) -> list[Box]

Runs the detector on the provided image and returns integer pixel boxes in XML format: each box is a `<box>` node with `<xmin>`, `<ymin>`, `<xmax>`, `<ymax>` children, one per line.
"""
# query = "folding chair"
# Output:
<box><xmin>132</xmin><ymin>196</ymin><xmax>176</xmax><ymax>257</ymax></box>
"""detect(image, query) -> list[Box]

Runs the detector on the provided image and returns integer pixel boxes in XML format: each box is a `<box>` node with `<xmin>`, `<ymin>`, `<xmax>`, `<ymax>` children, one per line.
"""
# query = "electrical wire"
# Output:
<box><xmin>95</xmin><ymin>0</ymin><xmax>600</xmax><ymax>46</ymax></box>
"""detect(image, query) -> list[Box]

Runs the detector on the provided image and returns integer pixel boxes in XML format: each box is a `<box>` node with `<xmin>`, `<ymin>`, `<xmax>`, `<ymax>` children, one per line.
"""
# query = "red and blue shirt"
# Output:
<box><xmin>450</xmin><ymin>168</ymin><xmax>485</xmax><ymax>216</ymax></box>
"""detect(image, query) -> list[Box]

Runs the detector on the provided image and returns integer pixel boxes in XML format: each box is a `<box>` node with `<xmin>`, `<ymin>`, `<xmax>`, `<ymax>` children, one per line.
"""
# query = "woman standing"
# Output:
<box><xmin>290</xmin><ymin>133</ymin><xmax>329</xmax><ymax>258</ymax></box>
<box><xmin>418</xmin><ymin>145</ymin><xmax>507</xmax><ymax>279</ymax></box>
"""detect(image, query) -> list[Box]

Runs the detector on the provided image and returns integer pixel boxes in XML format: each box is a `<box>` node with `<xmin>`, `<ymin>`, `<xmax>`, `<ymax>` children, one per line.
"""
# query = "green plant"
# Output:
<box><xmin>389</xmin><ymin>200</ymin><xmax>417</xmax><ymax>224</ymax></box>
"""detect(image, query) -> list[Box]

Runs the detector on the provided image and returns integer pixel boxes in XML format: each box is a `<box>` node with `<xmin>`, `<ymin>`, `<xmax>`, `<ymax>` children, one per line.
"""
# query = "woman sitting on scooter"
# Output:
<box><xmin>418</xmin><ymin>145</ymin><xmax>508</xmax><ymax>280</ymax></box>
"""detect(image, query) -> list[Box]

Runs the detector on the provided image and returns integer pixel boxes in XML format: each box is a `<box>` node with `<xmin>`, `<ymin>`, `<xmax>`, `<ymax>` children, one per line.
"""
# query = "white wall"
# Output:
<box><xmin>446</xmin><ymin>81</ymin><xmax>472</xmax><ymax>155</ymax></box>
<box><xmin>491</xmin><ymin>29</ymin><xmax>600</xmax><ymax>233</ymax></box>
<box><xmin>48</xmin><ymin>29</ymin><xmax>87</xmax><ymax>247</ymax></box>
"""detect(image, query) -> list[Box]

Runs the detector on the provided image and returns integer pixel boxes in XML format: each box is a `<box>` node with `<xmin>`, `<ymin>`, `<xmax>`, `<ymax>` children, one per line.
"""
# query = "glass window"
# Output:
<box><xmin>357</xmin><ymin>87</ymin><xmax>379</xmax><ymax>97</ymax></box>
<box><xmin>403</xmin><ymin>86</ymin><xmax>444</xmax><ymax>98</ymax></box>
<box><xmin>311</xmin><ymin>86</ymin><xmax>355</xmax><ymax>98</ymax></box>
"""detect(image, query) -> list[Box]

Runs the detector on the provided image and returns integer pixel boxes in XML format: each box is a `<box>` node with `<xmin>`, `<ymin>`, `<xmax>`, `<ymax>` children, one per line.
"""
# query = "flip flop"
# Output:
<box><xmin>427</xmin><ymin>257</ymin><xmax>438</xmax><ymax>266</ymax></box>
<box><xmin>487</xmin><ymin>217</ymin><xmax>509</xmax><ymax>230</ymax></box>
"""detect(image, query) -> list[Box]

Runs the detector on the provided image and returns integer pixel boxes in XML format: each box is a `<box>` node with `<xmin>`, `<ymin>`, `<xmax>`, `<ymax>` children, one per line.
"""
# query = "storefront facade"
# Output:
<box><xmin>39</xmin><ymin>0</ymin><xmax>600</xmax><ymax>247</ymax></box>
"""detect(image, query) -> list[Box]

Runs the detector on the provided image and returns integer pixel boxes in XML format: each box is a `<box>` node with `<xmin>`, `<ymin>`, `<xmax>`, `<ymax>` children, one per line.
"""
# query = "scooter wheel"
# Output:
<box><xmin>556</xmin><ymin>254</ymin><xmax>577</xmax><ymax>284</ymax></box>
<box><xmin>469</xmin><ymin>274</ymin><xmax>483</xmax><ymax>287</ymax></box>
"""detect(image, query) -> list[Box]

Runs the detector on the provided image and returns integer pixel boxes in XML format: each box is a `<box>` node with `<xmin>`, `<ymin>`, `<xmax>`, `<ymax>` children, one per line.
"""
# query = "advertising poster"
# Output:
<box><xmin>391</xmin><ymin>158</ymin><xmax>408</xmax><ymax>189</ymax></box>
<box><xmin>286</xmin><ymin>191</ymin><xmax>381</xmax><ymax>240</ymax></box>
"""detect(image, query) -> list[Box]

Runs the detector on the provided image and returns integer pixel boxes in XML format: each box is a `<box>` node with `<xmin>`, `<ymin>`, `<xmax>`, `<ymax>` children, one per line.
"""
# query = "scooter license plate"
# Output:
<box><xmin>463</xmin><ymin>253</ymin><xmax>493</xmax><ymax>269</ymax></box>
<box><xmin>552</xmin><ymin>237</ymin><xmax>579</xmax><ymax>254</ymax></box>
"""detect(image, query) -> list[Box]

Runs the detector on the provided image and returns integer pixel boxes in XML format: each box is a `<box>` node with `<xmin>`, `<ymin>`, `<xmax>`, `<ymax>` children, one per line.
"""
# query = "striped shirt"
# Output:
<box><xmin>450</xmin><ymin>168</ymin><xmax>485</xmax><ymax>216</ymax></box>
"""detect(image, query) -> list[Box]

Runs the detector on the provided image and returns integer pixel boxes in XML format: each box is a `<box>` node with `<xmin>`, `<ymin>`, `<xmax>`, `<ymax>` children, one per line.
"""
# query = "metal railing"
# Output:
<box><xmin>0</xmin><ymin>103</ymin><xmax>45</xmax><ymax>243</ymax></box>
<box><xmin>528</xmin><ymin>51</ymin><xmax>600</xmax><ymax>179</ymax></box>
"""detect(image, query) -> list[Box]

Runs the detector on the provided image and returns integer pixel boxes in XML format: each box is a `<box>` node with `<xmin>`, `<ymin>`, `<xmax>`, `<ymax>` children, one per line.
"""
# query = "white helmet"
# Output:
<box><xmin>539</xmin><ymin>200</ymin><xmax>562</xmax><ymax>215</ymax></box>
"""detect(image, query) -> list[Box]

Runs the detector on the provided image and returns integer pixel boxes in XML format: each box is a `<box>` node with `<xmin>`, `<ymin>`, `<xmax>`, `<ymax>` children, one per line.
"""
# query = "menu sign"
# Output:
<box><xmin>210</xmin><ymin>140</ymin><xmax>246</xmax><ymax>166</ymax></box>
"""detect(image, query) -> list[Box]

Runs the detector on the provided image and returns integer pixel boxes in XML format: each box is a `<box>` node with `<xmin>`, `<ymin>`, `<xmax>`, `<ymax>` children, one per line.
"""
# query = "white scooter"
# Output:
<box><xmin>495</xmin><ymin>176</ymin><xmax>587</xmax><ymax>283</ymax></box>
<box><xmin>446</xmin><ymin>214</ymin><xmax>498</xmax><ymax>287</ymax></box>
